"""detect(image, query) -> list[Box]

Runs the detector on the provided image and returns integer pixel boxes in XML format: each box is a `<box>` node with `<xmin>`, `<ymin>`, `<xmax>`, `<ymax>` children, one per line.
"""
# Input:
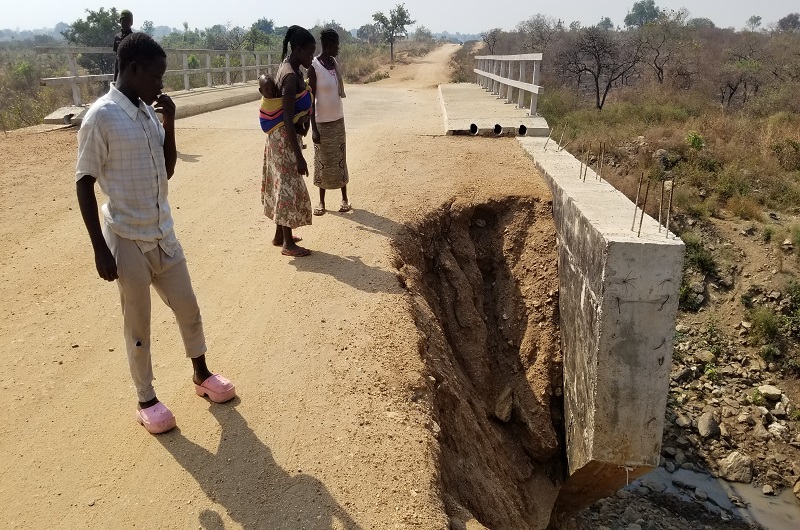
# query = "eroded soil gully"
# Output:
<box><xmin>394</xmin><ymin>196</ymin><xmax>565</xmax><ymax>529</ymax></box>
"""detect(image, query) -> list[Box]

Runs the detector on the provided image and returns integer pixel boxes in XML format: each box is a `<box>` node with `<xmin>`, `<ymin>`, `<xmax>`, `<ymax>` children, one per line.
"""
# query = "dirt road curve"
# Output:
<box><xmin>0</xmin><ymin>44</ymin><xmax>553</xmax><ymax>528</ymax></box>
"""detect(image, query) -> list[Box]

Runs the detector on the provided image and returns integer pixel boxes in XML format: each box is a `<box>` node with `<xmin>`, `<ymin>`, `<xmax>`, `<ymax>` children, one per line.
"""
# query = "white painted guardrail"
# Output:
<box><xmin>35</xmin><ymin>46</ymin><xmax>280</xmax><ymax>105</ymax></box>
<box><xmin>474</xmin><ymin>53</ymin><xmax>543</xmax><ymax>116</ymax></box>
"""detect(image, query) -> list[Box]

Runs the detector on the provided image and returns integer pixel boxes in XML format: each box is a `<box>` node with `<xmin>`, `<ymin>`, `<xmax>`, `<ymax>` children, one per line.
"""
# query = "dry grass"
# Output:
<box><xmin>540</xmin><ymin>82</ymin><xmax>800</xmax><ymax>218</ymax></box>
<box><xmin>726</xmin><ymin>196</ymin><xmax>764</xmax><ymax>221</ymax></box>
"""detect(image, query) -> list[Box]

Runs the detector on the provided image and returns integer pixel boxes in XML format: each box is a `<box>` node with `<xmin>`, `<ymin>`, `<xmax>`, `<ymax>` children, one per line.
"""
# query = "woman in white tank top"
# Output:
<box><xmin>308</xmin><ymin>29</ymin><xmax>350</xmax><ymax>215</ymax></box>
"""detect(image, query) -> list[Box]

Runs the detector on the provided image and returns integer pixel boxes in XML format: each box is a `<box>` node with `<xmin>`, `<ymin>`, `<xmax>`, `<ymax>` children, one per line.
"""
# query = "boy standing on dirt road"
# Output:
<box><xmin>75</xmin><ymin>33</ymin><xmax>236</xmax><ymax>435</ymax></box>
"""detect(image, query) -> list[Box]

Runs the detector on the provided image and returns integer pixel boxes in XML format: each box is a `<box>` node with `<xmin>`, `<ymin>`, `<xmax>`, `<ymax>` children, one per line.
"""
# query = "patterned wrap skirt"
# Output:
<box><xmin>313</xmin><ymin>118</ymin><xmax>349</xmax><ymax>190</ymax></box>
<box><xmin>261</xmin><ymin>127</ymin><xmax>312</xmax><ymax>229</ymax></box>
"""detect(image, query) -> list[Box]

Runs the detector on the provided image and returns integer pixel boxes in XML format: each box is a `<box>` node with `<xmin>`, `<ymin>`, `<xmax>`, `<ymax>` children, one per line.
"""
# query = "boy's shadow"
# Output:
<box><xmin>157</xmin><ymin>400</ymin><xmax>362</xmax><ymax>530</ymax></box>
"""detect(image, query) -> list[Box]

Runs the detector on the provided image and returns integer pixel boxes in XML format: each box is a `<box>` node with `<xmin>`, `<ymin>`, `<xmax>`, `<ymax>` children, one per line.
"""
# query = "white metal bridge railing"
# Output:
<box><xmin>474</xmin><ymin>53</ymin><xmax>543</xmax><ymax>116</ymax></box>
<box><xmin>35</xmin><ymin>46</ymin><xmax>281</xmax><ymax>106</ymax></box>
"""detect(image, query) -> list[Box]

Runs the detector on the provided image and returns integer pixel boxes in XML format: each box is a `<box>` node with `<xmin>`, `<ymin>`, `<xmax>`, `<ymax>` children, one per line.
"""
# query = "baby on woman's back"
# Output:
<box><xmin>259</xmin><ymin>74</ymin><xmax>278</xmax><ymax>98</ymax></box>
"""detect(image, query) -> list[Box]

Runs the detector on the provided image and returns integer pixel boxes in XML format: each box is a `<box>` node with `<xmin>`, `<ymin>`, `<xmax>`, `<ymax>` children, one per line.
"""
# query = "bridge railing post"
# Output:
<box><xmin>472</xmin><ymin>53</ymin><xmax>543</xmax><ymax>117</ymax></box>
<box><xmin>530</xmin><ymin>59</ymin><xmax>541</xmax><ymax>116</ymax></box>
<box><xmin>67</xmin><ymin>52</ymin><xmax>82</xmax><ymax>106</ymax></box>
<box><xmin>505</xmin><ymin>60</ymin><xmax>513</xmax><ymax>101</ymax></box>
<box><xmin>182</xmin><ymin>53</ymin><xmax>190</xmax><ymax>91</ymax></box>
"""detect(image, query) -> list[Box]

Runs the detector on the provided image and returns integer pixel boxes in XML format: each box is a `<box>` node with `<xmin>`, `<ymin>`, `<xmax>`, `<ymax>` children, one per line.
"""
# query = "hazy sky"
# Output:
<box><xmin>4</xmin><ymin>0</ymin><xmax>798</xmax><ymax>34</ymax></box>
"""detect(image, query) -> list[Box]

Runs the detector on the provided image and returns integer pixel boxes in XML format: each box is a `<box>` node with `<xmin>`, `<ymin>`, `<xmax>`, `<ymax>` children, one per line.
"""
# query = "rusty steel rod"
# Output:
<box><xmin>584</xmin><ymin>144</ymin><xmax>591</xmax><ymax>181</ymax></box>
<box><xmin>631</xmin><ymin>171</ymin><xmax>644</xmax><ymax>231</ymax></box>
<box><xmin>598</xmin><ymin>142</ymin><xmax>604</xmax><ymax>181</ymax></box>
<box><xmin>638</xmin><ymin>179</ymin><xmax>651</xmax><ymax>237</ymax></box>
<box><xmin>543</xmin><ymin>127</ymin><xmax>554</xmax><ymax>151</ymax></box>
<box><xmin>665</xmin><ymin>176</ymin><xmax>677</xmax><ymax>238</ymax></box>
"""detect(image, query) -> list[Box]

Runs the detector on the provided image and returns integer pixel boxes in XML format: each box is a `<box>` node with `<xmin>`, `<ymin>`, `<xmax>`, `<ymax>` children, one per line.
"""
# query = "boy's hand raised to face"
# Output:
<box><xmin>154</xmin><ymin>94</ymin><xmax>175</xmax><ymax>122</ymax></box>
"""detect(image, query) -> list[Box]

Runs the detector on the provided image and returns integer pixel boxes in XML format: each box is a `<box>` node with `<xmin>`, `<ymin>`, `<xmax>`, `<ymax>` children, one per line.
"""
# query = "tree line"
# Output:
<box><xmin>481</xmin><ymin>1</ymin><xmax>800</xmax><ymax>114</ymax></box>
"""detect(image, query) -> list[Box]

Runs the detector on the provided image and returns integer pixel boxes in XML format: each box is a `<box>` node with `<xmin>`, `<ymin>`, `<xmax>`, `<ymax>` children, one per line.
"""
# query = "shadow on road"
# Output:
<box><xmin>177</xmin><ymin>151</ymin><xmax>202</xmax><ymax>163</ymax></box>
<box><xmin>288</xmin><ymin>249</ymin><xmax>399</xmax><ymax>293</ymax></box>
<box><xmin>338</xmin><ymin>208</ymin><xmax>405</xmax><ymax>239</ymax></box>
<box><xmin>157</xmin><ymin>400</ymin><xmax>362</xmax><ymax>530</ymax></box>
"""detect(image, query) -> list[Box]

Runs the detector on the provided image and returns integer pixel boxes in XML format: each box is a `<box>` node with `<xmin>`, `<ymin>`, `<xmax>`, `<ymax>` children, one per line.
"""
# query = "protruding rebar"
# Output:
<box><xmin>658</xmin><ymin>180</ymin><xmax>665</xmax><ymax>232</ymax></box>
<box><xmin>638</xmin><ymin>178</ymin><xmax>651</xmax><ymax>237</ymax></box>
<box><xmin>583</xmin><ymin>143</ymin><xmax>591</xmax><ymax>181</ymax></box>
<box><xmin>665</xmin><ymin>176</ymin><xmax>677</xmax><ymax>238</ymax></box>
<box><xmin>543</xmin><ymin>127</ymin><xmax>554</xmax><ymax>151</ymax></box>
<box><xmin>558</xmin><ymin>124</ymin><xmax>566</xmax><ymax>150</ymax></box>
<box><xmin>632</xmin><ymin>172</ymin><xmax>644</xmax><ymax>231</ymax></box>
<box><xmin>579</xmin><ymin>144</ymin><xmax>584</xmax><ymax>179</ymax></box>
<box><xmin>598</xmin><ymin>142</ymin><xmax>605</xmax><ymax>181</ymax></box>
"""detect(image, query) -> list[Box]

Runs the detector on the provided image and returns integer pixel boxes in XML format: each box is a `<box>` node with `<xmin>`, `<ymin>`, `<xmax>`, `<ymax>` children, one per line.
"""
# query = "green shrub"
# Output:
<box><xmin>686</xmin><ymin>131</ymin><xmax>705</xmax><ymax>151</ymax></box>
<box><xmin>750</xmin><ymin>307</ymin><xmax>782</xmax><ymax>345</ymax></box>
<box><xmin>759</xmin><ymin>344</ymin><xmax>781</xmax><ymax>362</ymax></box>
<box><xmin>762</xmin><ymin>225</ymin><xmax>775</xmax><ymax>243</ymax></box>
<box><xmin>751</xmin><ymin>389</ymin><xmax>766</xmax><ymax>406</ymax></box>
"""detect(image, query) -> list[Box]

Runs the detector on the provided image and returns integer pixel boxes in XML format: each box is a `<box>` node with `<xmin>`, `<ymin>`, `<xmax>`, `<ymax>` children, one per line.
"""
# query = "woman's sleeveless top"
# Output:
<box><xmin>311</xmin><ymin>57</ymin><xmax>344</xmax><ymax>123</ymax></box>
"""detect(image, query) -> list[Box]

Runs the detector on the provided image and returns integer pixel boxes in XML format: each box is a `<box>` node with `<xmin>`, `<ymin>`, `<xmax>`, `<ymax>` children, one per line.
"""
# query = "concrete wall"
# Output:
<box><xmin>517</xmin><ymin>137</ymin><xmax>685</xmax><ymax>510</ymax></box>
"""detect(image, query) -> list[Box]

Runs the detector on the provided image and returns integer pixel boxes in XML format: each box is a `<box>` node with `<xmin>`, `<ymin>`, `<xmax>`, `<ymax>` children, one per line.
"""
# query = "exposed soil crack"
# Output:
<box><xmin>394</xmin><ymin>196</ymin><xmax>565</xmax><ymax>529</ymax></box>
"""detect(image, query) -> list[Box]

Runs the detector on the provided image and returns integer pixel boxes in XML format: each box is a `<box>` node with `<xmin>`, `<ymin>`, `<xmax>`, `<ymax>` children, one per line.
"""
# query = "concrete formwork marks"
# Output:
<box><xmin>517</xmin><ymin>137</ymin><xmax>684</xmax><ymax>495</ymax></box>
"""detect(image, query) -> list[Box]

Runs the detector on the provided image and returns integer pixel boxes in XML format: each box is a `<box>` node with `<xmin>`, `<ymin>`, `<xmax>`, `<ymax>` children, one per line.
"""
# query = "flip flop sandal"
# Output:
<box><xmin>195</xmin><ymin>374</ymin><xmax>236</xmax><ymax>403</ymax></box>
<box><xmin>135</xmin><ymin>402</ymin><xmax>176</xmax><ymax>434</ymax></box>
<box><xmin>272</xmin><ymin>235</ymin><xmax>302</xmax><ymax>246</ymax></box>
<box><xmin>281</xmin><ymin>247</ymin><xmax>311</xmax><ymax>257</ymax></box>
<box><xmin>338</xmin><ymin>202</ymin><xmax>352</xmax><ymax>212</ymax></box>
<box><xmin>313</xmin><ymin>206</ymin><xmax>326</xmax><ymax>216</ymax></box>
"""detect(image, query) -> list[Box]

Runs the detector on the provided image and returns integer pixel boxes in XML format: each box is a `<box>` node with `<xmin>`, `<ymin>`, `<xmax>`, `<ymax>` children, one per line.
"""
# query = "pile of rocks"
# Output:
<box><xmin>663</xmin><ymin>323</ymin><xmax>800</xmax><ymax>497</ymax></box>
<box><xmin>571</xmin><ymin>488</ymin><xmax>759</xmax><ymax>530</ymax></box>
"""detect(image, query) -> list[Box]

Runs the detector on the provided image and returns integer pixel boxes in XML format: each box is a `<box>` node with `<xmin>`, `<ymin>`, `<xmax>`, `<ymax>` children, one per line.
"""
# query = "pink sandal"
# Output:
<box><xmin>135</xmin><ymin>402</ymin><xmax>176</xmax><ymax>434</ymax></box>
<box><xmin>195</xmin><ymin>374</ymin><xmax>236</xmax><ymax>403</ymax></box>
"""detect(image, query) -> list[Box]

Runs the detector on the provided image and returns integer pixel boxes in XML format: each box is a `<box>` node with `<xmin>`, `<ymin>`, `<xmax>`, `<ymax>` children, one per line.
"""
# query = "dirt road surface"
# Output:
<box><xmin>0</xmin><ymin>44</ymin><xmax>555</xmax><ymax>528</ymax></box>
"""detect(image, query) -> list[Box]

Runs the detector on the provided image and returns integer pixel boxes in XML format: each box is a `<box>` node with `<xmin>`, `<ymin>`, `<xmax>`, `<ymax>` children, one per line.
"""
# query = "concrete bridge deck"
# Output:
<box><xmin>438</xmin><ymin>83</ymin><xmax>549</xmax><ymax>136</ymax></box>
<box><xmin>45</xmin><ymin>82</ymin><xmax>263</xmax><ymax>125</ymax></box>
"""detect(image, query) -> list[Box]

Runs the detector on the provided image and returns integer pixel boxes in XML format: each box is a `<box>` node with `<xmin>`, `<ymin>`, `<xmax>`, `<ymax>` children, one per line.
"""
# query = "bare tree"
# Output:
<box><xmin>641</xmin><ymin>9</ymin><xmax>689</xmax><ymax>84</ymax></box>
<box><xmin>481</xmin><ymin>28</ymin><xmax>501</xmax><ymax>54</ymax></box>
<box><xmin>516</xmin><ymin>15</ymin><xmax>560</xmax><ymax>53</ymax></box>
<box><xmin>562</xmin><ymin>27</ymin><xmax>645</xmax><ymax>110</ymax></box>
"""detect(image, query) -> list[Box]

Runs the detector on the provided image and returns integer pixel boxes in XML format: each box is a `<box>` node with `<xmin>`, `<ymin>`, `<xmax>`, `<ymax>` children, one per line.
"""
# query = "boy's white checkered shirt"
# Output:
<box><xmin>76</xmin><ymin>85</ymin><xmax>178</xmax><ymax>255</ymax></box>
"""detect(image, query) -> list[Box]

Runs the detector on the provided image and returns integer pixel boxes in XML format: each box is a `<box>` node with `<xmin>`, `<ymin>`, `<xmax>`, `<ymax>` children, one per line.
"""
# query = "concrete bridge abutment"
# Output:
<box><xmin>517</xmin><ymin>137</ymin><xmax>685</xmax><ymax>511</ymax></box>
